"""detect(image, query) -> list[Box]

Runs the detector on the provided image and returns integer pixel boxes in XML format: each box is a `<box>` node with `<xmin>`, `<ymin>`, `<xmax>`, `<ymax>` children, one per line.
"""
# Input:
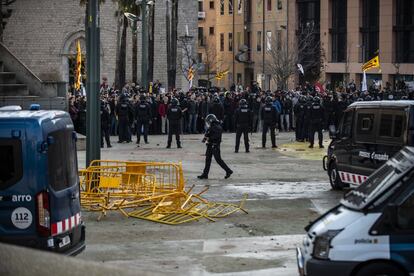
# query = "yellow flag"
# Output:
<box><xmin>215</xmin><ymin>69</ymin><xmax>229</xmax><ymax>80</ymax></box>
<box><xmin>75</xmin><ymin>40</ymin><xmax>82</xmax><ymax>91</ymax></box>
<box><xmin>187</xmin><ymin>67</ymin><xmax>195</xmax><ymax>81</ymax></box>
<box><xmin>362</xmin><ymin>55</ymin><xmax>380</xmax><ymax>72</ymax></box>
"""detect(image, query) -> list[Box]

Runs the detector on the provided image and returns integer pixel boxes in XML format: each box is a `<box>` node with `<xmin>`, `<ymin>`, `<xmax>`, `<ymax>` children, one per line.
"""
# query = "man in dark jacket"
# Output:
<box><xmin>135</xmin><ymin>95</ymin><xmax>152</xmax><ymax>146</ymax></box>
<box><xmin>198</xmin><ymin>114</ymin><xmax>233</xmax><ymax>179</ymax></box>
<box><xmin>100</xmin><ymin>101</ymin><xmax>112</xmax><ymax>148</ymax></box>
<box><xmin>234</xmin><ymin>99</ymin><xmax>252</xmax><ymax>153</ymax></box>
<box><xmin>166</xmin><ymin>98</ymin><xmax>183</xmax><ymax>148</ymax></box>
<box><xmin>261</xmin><ymin>96</ymin><xmax>278</xmax><ymax>148</ymax></box>
<box><xmin>116</xmin><ymin>96</ymin><xmax>133</xmax><ymax>143</ymax></box>
<box><xmin>210</xmin><ymin>96</ymin><xmax>224</xmax><ymax>122</ymax></box>
<box><xmin>309</xmin><ymin>96</ymin><xmax>325</xmax><ymax>148</ymax></box>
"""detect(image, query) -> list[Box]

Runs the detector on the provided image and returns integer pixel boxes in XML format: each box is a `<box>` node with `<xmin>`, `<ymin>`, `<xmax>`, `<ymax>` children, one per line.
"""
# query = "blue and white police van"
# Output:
<box><xmin>0</xmin><ymin>105</ymin><xmax>85</xmax><ymax>255</ymax></box>
<box><xmin>298</xmin><ymin>146</ymin><xmax>414</xmax><ymax>276</ymax></box>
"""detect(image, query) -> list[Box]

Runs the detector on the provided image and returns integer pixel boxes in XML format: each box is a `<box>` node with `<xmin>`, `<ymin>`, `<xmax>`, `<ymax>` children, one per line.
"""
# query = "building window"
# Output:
<box><xmin>361</xmin><ymin>0</ymin><xmax>379</xmax><ymax>62</ymax></box>
<box><xmin>209</xmin><ymin>26</ymin><xmax>215</xmax><ymax>35</ymax></box>
<box><xmin>198</xmin><ymin>27</ymin><xmax>205</xmax><ymax>46</ymax></box>
<box><xmin>278</xmin><ymin>0</ymin><xmax>282</xmax><ymax>10</ymax></box>
<box><xmin>198</xmin><ymin>53</ymin><xmax>203</xmax><ymax>63</ymax></box>
<box><xmin>210</xmin><ymin>1</ymin><xmax>215</xmax><ymax>9</ymax></box>
<box><xmin>331</xmin><ymin>0</ymin><xmax>347</xmax><ymax>62</ymax></box>
<box><xmin>220</xmin><ymin>33</ymin><xmax>224</xmax><ymax>51</ymax></box>
<box><xmin>395</xmin><ymin>0</ymin><xmax>414</xmax><ymax>63</ymax></box>
<box><xmin>198</xmin><ymin>1</ymin><xmax>203</xmax><ymax>12</ymax></box>
<box><xmin>220</xmin><ymin>0</ymin><xmax>224</xmax><ymax>15</ymax></box>
<box><xmin>229</xmin><ymin>0</ymin><xmax>233</xmax><ymax>15</ymax></box>
<box><xmin>256</xmin><ymin>0</ymin><xmax>262</xmax><ymax>15</ymax></box>
<box><xmin>267</xmin><ymin>0</ymin><xmax>272</xmax><ymax>11</ymax></box>
<box><xmin>257</xmin><ymin>31</ymin><xmax>262</xmax><ymax>52</ymax></box>
<box><xmin>266</xmin><ymin>31</ymin><xmax>272</xmax><ymax>51</ymax></box>
<box><xmin>277</xmin><ymin>30</ymin><xmax>282</xmax><ymax>50</ymax></box>
<box><xmin>229</xmin><ymin>33</ymin><xmax>233</xmax><ymax>51</ymax></box>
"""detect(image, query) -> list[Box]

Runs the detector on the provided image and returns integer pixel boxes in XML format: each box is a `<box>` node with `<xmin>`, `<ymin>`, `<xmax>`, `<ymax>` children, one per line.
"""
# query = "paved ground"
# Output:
<box><xmin>77</xmin><ymin>132</ymin><xmax>344</xmax><ymax>275</ymax></box>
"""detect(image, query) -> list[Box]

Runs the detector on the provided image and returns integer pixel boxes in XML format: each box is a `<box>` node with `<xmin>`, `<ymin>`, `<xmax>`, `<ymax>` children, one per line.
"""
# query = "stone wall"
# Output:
<box><xmin>2</xmin><ymin>0</ymin><xmax>197</xmax><ymax>91</ymax></box>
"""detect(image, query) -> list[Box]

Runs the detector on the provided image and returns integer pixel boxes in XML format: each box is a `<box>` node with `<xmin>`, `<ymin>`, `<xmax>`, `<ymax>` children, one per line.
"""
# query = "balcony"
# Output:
<box><xmin>198</xmin><ymin>11</ymin><xmax>206</xmax><ymax>20</ymax></box>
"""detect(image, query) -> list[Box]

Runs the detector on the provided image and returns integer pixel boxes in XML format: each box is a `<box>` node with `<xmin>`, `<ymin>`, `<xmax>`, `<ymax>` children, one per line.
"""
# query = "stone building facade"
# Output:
<box><xmin>2</xmin><ymin>0</ymin><xmax>197</xmax><ymax>91</ymax></box>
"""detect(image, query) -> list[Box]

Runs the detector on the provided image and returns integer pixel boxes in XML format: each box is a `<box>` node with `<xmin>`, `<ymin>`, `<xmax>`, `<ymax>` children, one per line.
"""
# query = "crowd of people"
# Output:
<box><xmin>68</xmin><ymin>79</ymin><xmax>414</xmax><ymax>150</ymax></box>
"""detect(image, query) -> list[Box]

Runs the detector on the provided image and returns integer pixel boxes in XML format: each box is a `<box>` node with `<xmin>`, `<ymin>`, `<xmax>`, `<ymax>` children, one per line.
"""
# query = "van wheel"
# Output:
<box><xmin>328</xmin><ymin>162</ymin><xmax>345</xmax><ymax>190</ymax></box>
<box><xmin>354</xmin><ymin>262</ymin><xmax>406</xmax><ymax>276</ymax></box>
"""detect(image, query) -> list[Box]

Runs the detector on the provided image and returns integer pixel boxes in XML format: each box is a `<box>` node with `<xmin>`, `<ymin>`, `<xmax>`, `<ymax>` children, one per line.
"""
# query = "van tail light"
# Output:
<box><xmin>36</xmin><ymin>191</ymin><xmax>50</xmax><ymax>237</ymax></box>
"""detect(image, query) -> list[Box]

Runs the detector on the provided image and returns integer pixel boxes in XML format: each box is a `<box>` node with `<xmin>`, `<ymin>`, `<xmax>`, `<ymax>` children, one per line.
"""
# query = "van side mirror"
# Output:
<box><xmin>385</xmin><ymin>204</ymin><xmax>398</xmax><ymax>228</ymax></box>
<box><xmin>329</xmin><ymin>125</ymin><xmax>338</xmax><ymax>139</ymax></box>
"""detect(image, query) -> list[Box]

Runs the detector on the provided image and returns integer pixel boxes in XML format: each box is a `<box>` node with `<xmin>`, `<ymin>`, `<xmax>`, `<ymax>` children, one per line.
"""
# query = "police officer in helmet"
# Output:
<box><xmin>166</xmin><ymin>98</ymin><xmax>183</xmax><ymax>148</ymax></box>
<box><xmin>100</xmin><ymin>100</ymin><xmax>112</xmax><ymax>148</ymax></box>
<box><xmin>116</xmin><ymin>96</ymin><xmax>133</xmax><ymax>143</ymax></box>
<box><xmin>198</xmin><ymin>114</ymin><xmax>233</xmax><ymax>179</ymax></box>
<box><xmin>234</xmin><ymin>99</ymin><xmax>252</xmax><ymax>153</ymax></box>
<box><xmin>135</xmin><ymin>94</ymin><xmax>152</xmax><ymax>146</ymax></box>
<box><xmin>309</xmin><ymin>96</ymin><xmax>325</xmax><ymax>148</ymax></box>
<box><xmin>261</xmin><ymin>96</ymin><xmax>278</xmax><ymax>148</ymax></box>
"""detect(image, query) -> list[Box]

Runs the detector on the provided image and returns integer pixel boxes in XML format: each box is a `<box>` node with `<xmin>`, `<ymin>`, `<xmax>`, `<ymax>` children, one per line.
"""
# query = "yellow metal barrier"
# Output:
<box><xmin>80</xmin><ymin>160</ymin><xmax>247</xmax><ymax>224</ymax></box>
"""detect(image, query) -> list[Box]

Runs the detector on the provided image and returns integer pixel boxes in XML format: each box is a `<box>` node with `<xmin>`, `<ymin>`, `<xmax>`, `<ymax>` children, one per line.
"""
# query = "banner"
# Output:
<box><xmin>362</xmin><ymin>71</ymin><xmax>367</xmax><ymax>92</ymax></box>
<box><xmin>362</xmin><ymin>55</ymin><xmax>380</xmax><ymax>72</ymax></box>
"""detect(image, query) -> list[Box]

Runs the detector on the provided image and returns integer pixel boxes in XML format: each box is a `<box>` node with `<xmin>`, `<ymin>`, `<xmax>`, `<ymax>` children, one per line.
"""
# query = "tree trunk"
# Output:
<box><xmin>169</xmin><ymin>0</ymin><xmax>178</xmax><ymax>89</ymax></box>
<box><xmin>118</xmin><ymin>15</ymin><xmax>128</xmax><ymax>89</ymax></box>
<box><xmin>0</xmin><ymin>0</ymin><xmax>3</xmax><ymax>43</ymax></box>
<box><xmin>114</xmin><ymin>8</ymin><xmax>122</xmax><ymax>89</ymax></box>
<box><xmin>166</xmin><ymin>0</ymin><xmax>171</xmax><ymax>90</ymax></box>
<box><xmin>132</xmin><ymin>5</ymin><xmax>138</xmax><ymax>84</ymax></box>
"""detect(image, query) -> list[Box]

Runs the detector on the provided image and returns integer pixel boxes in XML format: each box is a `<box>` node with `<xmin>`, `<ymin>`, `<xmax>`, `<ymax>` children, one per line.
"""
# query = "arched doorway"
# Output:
<box><xmin>61</xmin><ymin>31</ymin><xmax>86</xmax><ymax>94</ymax></box>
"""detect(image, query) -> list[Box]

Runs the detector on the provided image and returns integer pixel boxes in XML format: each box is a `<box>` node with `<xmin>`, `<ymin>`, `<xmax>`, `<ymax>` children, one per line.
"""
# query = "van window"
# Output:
<box><xmin>340</xmin><ymin>111</ymin><xmax>353</xmax><ymax>138</ymax></box>
<box><xmin>0</xmin><ymin>139</ymin><xmax>23</xmax><ymax>190</ymax></box>
<box><xmin>379</xmin><ymin>114</ymin><xmax>393</xmax><ymax>137</ymax></box>
<box><xmin>397</xmin><ymin>192</ymin><xmax>414</xmax><ymax>230</ymax></box>
<box><xmin>394</xmin><ymin>115</ymin><xmax>404</xmax><ymax>137</ymax></box>
<box><xmin>355</xmin><ymin>111</ymin><xmax>376</xmax><ymax>143</ymax></box>
<box><xmin>377</xmin><ymin>112</ymin><xmax>406</xmax><ymax>144</ymax></box>
<box><xmin>47</xmin><ymin>130</ymin><xmax>77</xmax><ymax>191</ymax></box>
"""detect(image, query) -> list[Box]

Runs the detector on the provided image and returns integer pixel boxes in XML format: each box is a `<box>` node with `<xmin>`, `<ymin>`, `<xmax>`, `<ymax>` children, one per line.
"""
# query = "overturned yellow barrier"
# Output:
<box><xmin>79</xmin><ymin>160</ymin><xmax>247</xmax><ymax>224</ymax></box>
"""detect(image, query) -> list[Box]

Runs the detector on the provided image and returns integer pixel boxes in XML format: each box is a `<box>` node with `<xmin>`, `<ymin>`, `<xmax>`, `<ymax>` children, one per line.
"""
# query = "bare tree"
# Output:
<box><xmin>264</xmin><ymin>23</ymin><xmax>323</xmax><ymax>89</ymax></box>
<box><xmin>200</xmin><ymin>38</ymin><xmax>220</xmax><ymax>87</ymax></box>
<box><xmin>177</xmin><ymin>36</ymin><xmax>197</xmax><ymax>87</ymax></box>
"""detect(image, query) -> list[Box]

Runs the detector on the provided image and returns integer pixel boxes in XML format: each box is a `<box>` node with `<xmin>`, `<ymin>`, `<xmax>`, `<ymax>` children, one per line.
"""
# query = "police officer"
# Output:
<box><xmin>309</xmin><ymin>96</ymin><xmax>325</xmax><ymax>149</ymax></box>
<box><xmin>116</xmin><ymin>96</ymin><xmax>133</xmax><ymax>143</ymax></box>
<box><xmin>166</xmin><ymin>98</ymin><xmax>182</xmax><ymax>148</ymax></box>
<box><xmin>294</xmin><ymin>96</ymin><xmax>306</xmax><ymax>142</ymax></box>
<box><xmin>261</xmin><ymin>96</ymin><xmax>278</xmax><ymax>148</ymax></box>
<box><xmin>135</xmin><ymin>95</ymin><xmax>152</xmax><ymax>146</ymax></box>
<box><xmin>198</xmin><ymin>114</ymin><xmax>233</xmax><ymax>179</ymax></box>
<box><xmin>100</xmin><ymin>101</ymin><xmax>112</xmax><ymax>148</ymax></box>
<box><xmin>210</xmin><ymin>96</ymin><xmax>224</xmax><ymax>122</ymax></box>
<box><xmin>234</xmin><ymin>99</ymin><xmax>252</xmax><ymax>153</ymax></box>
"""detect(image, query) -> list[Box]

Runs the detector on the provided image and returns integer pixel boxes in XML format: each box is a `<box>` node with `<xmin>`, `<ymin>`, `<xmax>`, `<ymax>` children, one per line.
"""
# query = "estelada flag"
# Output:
<box><xmin>362</xmin><ymin>55</ymin><xmax>380</xmax><ymax>72</ymax></box>
<box><xmin>75</xmin><ymin>40</ymin><xmax>82</xmax><ymax>91</ymax></box>
<box><xmin>187</xmin><ymin>67</ymin><xmax>195</xmax><ymax>81</ymax></box>
<box><xmin>215</xmin><ymin>69</ymin><xmax>229</xmax><ymax>80</ymax></box>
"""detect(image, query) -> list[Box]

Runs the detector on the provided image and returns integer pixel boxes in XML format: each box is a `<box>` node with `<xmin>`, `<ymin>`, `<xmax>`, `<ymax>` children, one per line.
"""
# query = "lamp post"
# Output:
<box><xmin>141</xmin><ymin>0</ymin><xmax>148</xmax><ymax>90</ymax></box>
<box><xmin>85</xmin><ymin>0</ymin><xmax>101</xmax><ymax>167</ymax></box>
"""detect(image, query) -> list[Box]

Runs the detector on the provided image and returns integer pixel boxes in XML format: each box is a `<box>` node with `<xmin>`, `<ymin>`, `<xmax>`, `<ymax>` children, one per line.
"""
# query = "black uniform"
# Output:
<box><xmin>234</xmin><ymin>104</ymin><xmax>252</xmax><ymax>152</ymax></box>
<box><xmin>100</xmin><ymin>103</ymin><xmax>112</xmax><ymax>148</ymax></box>
<box><xmin>261</xmin><ymin>103</ymin><xmax>278</xmax><ymax>148</ymax></box>
<box><xmin>167</xmin><ymin>105</ymin><xmax>183</xmax><ymax>148</ymax></box>
<box><xmin>135</xmin><ymin>100</ymin><xmax>152</xmax><ymax>144</ymax></box>
<box><xmin>116</xmin><ymin>100</ymin><xmax>133</xmax><ymax>143</ymax></box>
<box><xmin>201</xmin><ymin>121</ymin><xmax>232</xmax><ymax>177</ymax></box>
<box><xmin>309</xmin><ymin>101</ymin><xmax>325</xmax><ymax>148</ymax></box>
<box><xmin>294</xmin><ymin>101</ymin><xmax>306</xmax><ymax>141</ymax></box>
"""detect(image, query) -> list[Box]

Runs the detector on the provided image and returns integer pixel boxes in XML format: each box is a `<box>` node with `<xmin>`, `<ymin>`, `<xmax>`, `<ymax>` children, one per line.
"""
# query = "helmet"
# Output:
<box><xmin>265</xmin><ymin>96</ymin><xmax>273</xmax><ymax>104</ymax></box>
<box><xmin>171</xmin><ymin>98</ymin><xmax>179</xmax><ymax>107</ymax></box>
<box><xmin>364</xmin><ymin>95</ymin><xmax>372</xmax><ymax>101</ymax></box>
<box><xmin>299</xmin><ymin>96</ymin><xmax>306</xmax><ymax>103</ymax></box>
<box><xmin>140</xmin><ymin>95</ymin><xmax>146</xmax><ymax>101</ymax></box>
<box><xmin>239</xmin><ymin>99</ymin><xmax>247</xmax><ymax>106</ymax></box>
<box><xmin>213</xmin><ymin>96</ymin><xmax>220</xmax><ymax>103</ymax></box>
<box><xmin>205</xmin><ymin>114</ymin><xmax>218</xmax><ymax>128</ymax></box>
<box><xmin>313</xmin><ymin>96</ymin><xmax>320</xmax><ymax>103</ymax></box>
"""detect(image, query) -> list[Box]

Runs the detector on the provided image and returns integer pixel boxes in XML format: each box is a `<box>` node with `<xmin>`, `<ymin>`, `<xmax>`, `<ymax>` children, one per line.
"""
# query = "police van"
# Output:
<box><xmin>0</xmin><ymin>106</ymin><xmax>85</xmax><ymax>255</ymax></box>
<box><xmin>298</xmin><ymin>146</ymin><xmax>414</xmax><ymax>276</ymax></box>
<box><xmin>324</xmin><ymin>100</ymin><xmax>414</xmax><ymax>190</ymax></box>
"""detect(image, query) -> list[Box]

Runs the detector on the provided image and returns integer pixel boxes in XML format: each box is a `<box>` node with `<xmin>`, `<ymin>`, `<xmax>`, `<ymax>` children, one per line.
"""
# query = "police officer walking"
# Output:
<box><xmin>309</xmin><ymin>96</ymin><xmax>325</xmax><ymax>149</ymax></box>
<box><xmin>166</xmin><ymin>98</ymin><xmax>183</xmax><ymax>148</ymax></box>
<box><xmin>234</xmin><ymin>99</ymin><xmax>252</xmax><ymax>153</ymax></box>
<box><xmin>135</xmin><ymin>95</ymin><xmax>152</xmax><ymax>146</ymax></box>
<box><xmin>261</xmin><ymin>96</ymin><xmax>278</xmax><ymax>148</ymax></box>
<box><xmin>198</xmin><ymin>114</ymin><xmax>233</xmax><ymax>179</ymax></box>
<box><xmin>100</xmin><ymin>101</ymin><xmax>112</xmax><ymax>148</ymax></box>
<box><xmin>116</xmin><ymin>96</ymin><xmax>133</xmax><ymax>143</ymax></box>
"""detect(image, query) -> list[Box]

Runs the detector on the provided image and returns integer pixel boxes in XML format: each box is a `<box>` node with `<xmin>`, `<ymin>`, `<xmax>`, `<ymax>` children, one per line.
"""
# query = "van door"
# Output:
<box><xmin>334</xmin><ymin>109</ymin><xmax>354</xmax><ymax>175</ymax></box>
<box><xmin>46</xmin><ymin>128</ymin><xmax>82</xmax><ymax>251</ymax></box>
<box><xmin>351</xmin><ymin>109</ymin><xmax>379</xmax><ymax>178</ymax></box>
<box><xmin>390</xmin><ymin>188</ymin><xmax>414</xmax><ymax>273</ymax></box>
